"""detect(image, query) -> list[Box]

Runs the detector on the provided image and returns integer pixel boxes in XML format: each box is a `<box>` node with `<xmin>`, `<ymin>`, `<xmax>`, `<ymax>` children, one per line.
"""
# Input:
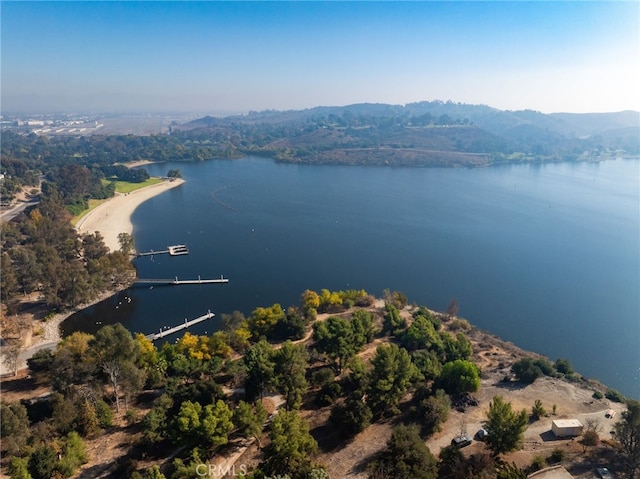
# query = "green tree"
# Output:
<box><xmin>76</xmin><ymin>399</ymin><xmax>100</xmax><ymax>437</ymax></box>
<box><xmin>301</xmin><ymin>289</ymin><xmax>321</xmax><ymax>318</ymax></box>
<box><xmin>261</xmin><ymin>410</ymin><xmax>318</xmax><ymax>479</ymax></box>
<box><xmin>234</xmin><ymin>400</ymin><xmax>268</xmax><ymax>446</ymax></box>
<box><xmin>0</xmin><ymin>252</ymin><xmax>19</xmax><ymax>308</ymax></box>
<box><xmin>244</xmin><ymin>340</ymin><xmax>275</xmax><ymax>401</ymax></box>
<box><xmin>612</xmin><ymin>399</ymin><xmax>640</xmax><ymax>479</ymax></box>
<box><xmin>483</xmin><ymin>396</ymin><xmax>528</xmax><ymax>455</ymax></box>
<box><xmin>411</xmin><ymin>350</ymin><xmax>442</xmax><ymax>381</ymax></box>
<box><xmin>248</xmin><ymin>303</ymin><xmax>285</xmax><ymax>340</ymax></box>
<box><xmin>368</xmin><ymin>424</ymin><xmax>437</xmax><ymax>479</ymax></box>
<box><xmin>28</xmin><ymin>445</ymin><xmax>57</xmax><ymax>479</ymax></box>
<box><xmin>8</xmin><ymin>456</ymin><xmax>32</xmax><ymax>479</ymax></box>
<box><xmin>167</xmin><ymin>169</ymin><xmax>182</xmax><ymax>178</ymax></box>
<box><xmin>51</xmin><ymin>331</ymin><xmax>95</xmax><ymax>393</ymax></box>
<box><xmin>89</xmin><ymin>323</ymin><xmax>141</xmax><ymax>413</ymax></box>
<box><xmin>175</xmin><ymin>400</ymin><xmax>202</xmax><ymax>443</ymax></box>
<box><xmin>117</xmin><ymin>232</ymin><xmax>135</xmax><ymax>255</ymax></box>
<box><xmin>511</xmin><ymin>357</ymin><xmax>543</xmax><ymax>384</ymax></box>
<box><xmin>313</xmin><ymin>316</ymin><xmax>357</xmax><ymax>373</ymax></box>
<box><xmin>81</xmin><ymin>231</ymin><xmax>109</xmax><ymax>260</ymax></box>
<box><xmin>350</xmin><ymin>309</ymin><xmax>377</xmax><ymax>345</ymax></box>
<box><xmin>367</xmin><ymin>344</ymin><xmax>418</xmax><ymax>416</ymax></box>
<box><xmin>121</xmin><ymin>360</ymin><xmax>147</xmax><ymax>411</ymax></box>
<box><xmin>554</xmin><ymin>358</ymin><xmax>573</xmax><ymax>375</ymax></box>
<box><xmin>200</xmin><ymin>399</ymin><xmax>234</xmax><ymax>448</ymax></box>
<box><xmin>437</xmin><ymin>445</ymin><xmax>467</xmax><ymax>479</ymax></box>
<box><xmin>531</xmin><ymin>399</ymin><xmax>546</xmax><ymax>421</ymax></box>
<box><xmin>170</xmin><ymin>449</ymin><xmax>204</xmax><ymax>479</ymax></box>
<box><xmin>145</xmin><ymin>466</ymin><xmax>166</xmax><ymax>479</ymax></box>
<box><xmin>58</xmin><ymin>431</ymin><xmax>88</xmax><ymax>477</ymax></box>
<box><xmin>382</xmin><ymin>304</ymin><xmax>406</xmax><ymax>336</ymax></box>
<box><xmin>274</xmin><ymin>341</ymin><xmax>309</xmax><ymax>410</ymax></box>
<box><xmin>401</xmin><ymin>315</ymin><xmax>442</xmax><ymax>352</ymax></box>
<box><xmin>318</xmin><ymin>288</ymin><xmax>343</xmax><ymax>313</ymax></box>
<box><xmin>496</xmin><ymin>462</ymin><xmax>528</xmax><ymax>479</ymax></box>
<box><xmin>414</xmin><ymin>388</ymin><xmax>451</xmax><ymax>436</ymax></box>
<box><xmin>442</xmin><ymin>332</ymin><xmax>473</xmax><ymax>362</ymax></box>
<box><xmin>0</xmin><ymin>402</ymin><xmax>30</xmax><ymax>454</ymax></box>
<box><xmin>436</xmin><ymin>359</ymin><xmax>480</xmax><ymax>395</ymax></box>
<box><xmin>330</xmin><ymin>395</ymin><xmax>373</xmax><ymax>437</ymax></box>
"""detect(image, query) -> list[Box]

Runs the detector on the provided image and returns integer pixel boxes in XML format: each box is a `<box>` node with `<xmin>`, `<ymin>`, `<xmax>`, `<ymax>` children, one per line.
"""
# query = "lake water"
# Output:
<box><xmin>63</xmin><ymin>156</ymin><xmax>640</xmax><ymax>399</ymax></box>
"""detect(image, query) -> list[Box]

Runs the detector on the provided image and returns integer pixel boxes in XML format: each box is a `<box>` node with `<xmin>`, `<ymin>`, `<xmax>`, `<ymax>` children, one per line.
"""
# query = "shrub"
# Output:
<box><xmin>330</xmin><ymin>397</ymin><xmax>372</xmax><ymax>437</ymax></box>
<box><xmin>529</xmin><ymin>456</ymin><xmax>547</xmax><ymax>472</ymax></box>
<box><xmin>125</xmin><ymin>409</ymin><xmax>138</xmax><ymax>425</ymax></box>
<box><xmin>605</xmin><ymin>389</ymin><xmax>625</xmax><ymax>403</ymax></box>
<box><xmin>449</xmin><ymin>318</ymin><xmax>471</xmax><ymax>331</ymax></box>
<box><xmin>316</xmin><ymin>381</ymin><xmax>342</xmax><ymax>407</ymax></box>
<box><xmin>554</xmin><ymin>358</ymin><xmax>573</xmax><ymax>375</ymax></box>
<box><xmin>592</xmin><ymin>390</ymin><xmax>604</xmax><ymax>400</ymax></box>
<box><xmin>511</xmin><ymin>358</ymin><xmax>542</xmax><ymax>384</ymax></box>
<box><xmin>436</xmin><ymin>359</ymin><xmax>480</xmax><ymax>395</ymax></box>
<box><xmin>548</xmin><ymin>448</ymin><xmax>564</xmax><ymax>464</ymax></box>
<box><xmin>532</xmin><ymin>358</ymin><xmax>554</xmax><ymax>376</ymax></box>
<box><xmin>95</xmin><ymin>400</ymin><xmax>113</xmax><ymax>427</ymax></box>
<box><xmin>531</xmin><ymin>399</ymin><xmax>546</xmax><ymax>420</ymax></box>
<box><xmin>310</xmin><ymin>367</ymin><xmax>335</xmax><ymax>388</ymax></box>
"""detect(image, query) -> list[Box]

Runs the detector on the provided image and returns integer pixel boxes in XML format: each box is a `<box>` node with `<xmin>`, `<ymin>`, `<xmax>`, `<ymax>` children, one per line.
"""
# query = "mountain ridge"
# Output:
<box><xmin>177</xmin><ymin>101</ymin><xmax>639</xmax><ymax>167</ymax></box>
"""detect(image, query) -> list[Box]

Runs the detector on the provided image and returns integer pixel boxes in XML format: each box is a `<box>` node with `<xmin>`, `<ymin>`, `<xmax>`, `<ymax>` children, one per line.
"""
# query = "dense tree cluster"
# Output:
<box><xmin>1</xmin><ymin>191</ymin><xmax>134</xmax><ymax>313</ymax></box>
<box><xmin>510</xmin><ymin>356</ymin><xmax>571</xmax><ymax>384</ymax></box>
<box><xmin>3</xmin><ymin>285</ymin><xmax>636</xmax><ymax>479</ymax></box>
<box><xmin>0</xmin><ymin>131</ymin><xmax>238</xmax><ymax>203</ymax></box>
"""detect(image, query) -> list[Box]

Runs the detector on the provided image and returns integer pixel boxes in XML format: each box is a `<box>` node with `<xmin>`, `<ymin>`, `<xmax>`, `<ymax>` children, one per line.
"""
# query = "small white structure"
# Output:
<box><xmin>552</xmin><ymin>419</ymin><xmax>584</xmax><ymax>438</ymax></box>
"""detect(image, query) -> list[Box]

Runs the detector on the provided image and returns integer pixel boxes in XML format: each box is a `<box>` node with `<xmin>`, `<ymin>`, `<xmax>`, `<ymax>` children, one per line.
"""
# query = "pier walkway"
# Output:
<box><xmin>137</xmin><ymin>244</ymin><xmax>189</xmax><ymax>257</ymax></box>
<box><xmin>135</xmin><ymin>275</ymin><xmax>229</xmax><ymax>285</ymax></box>
<box><xmin>146</xmin><ymin>311</ymin><xmax>215</xmax><ymax>341</ymax></box>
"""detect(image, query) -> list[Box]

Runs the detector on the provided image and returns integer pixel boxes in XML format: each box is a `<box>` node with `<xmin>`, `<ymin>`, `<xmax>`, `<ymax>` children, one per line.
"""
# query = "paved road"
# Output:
<box><xmin>0</xmin><ymin>199</ymin><xmax>39</xmax><ymax>222</ymax></box>
<box><xmin>0</xmin><ymin>340</ymin><xmax>57</xmax><ymax>377</ymax></box>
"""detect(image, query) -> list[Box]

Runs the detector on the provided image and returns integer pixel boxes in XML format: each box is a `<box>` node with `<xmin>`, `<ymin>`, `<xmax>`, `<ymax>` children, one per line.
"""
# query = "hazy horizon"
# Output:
<box><xmin>2</xmin><ymin>2</ymin><xmax>639</xmax><ymax>115</ymax></box>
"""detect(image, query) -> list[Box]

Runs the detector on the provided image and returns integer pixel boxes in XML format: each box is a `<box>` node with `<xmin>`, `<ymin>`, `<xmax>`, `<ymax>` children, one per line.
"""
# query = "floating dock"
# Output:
<box><xmin>137</xmin><ymin>244</ymin><xmax>189</xmax><ymax>257</ymax></box>
<box><xmin>135</xmin><ymin>275</ymin><xmax>229</xmax><ymax>285</ymax></box>
<box><xmin>145</xmin><ymin>311</ymin><xmax>215</xmax><ymax>341</ymax></box>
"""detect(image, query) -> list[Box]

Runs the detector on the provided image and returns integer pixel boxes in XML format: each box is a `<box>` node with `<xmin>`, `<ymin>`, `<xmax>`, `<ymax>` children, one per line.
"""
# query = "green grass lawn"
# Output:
<box><xmin>72</xmin><ymin>177</ymin><xmax>165</xmax><ymax>225</ymax></box>
<box><xmin>102</xmin><ymin>177</ymin><xmax>163</xmax><ymax>194</ymax></box>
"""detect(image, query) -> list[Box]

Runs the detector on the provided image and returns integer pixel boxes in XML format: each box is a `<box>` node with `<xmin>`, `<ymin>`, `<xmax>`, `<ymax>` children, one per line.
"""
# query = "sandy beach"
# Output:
<box><xmin>76</xmin><ymin>178</ymin><xmax>185</xmax><ymax>252</ymax></box>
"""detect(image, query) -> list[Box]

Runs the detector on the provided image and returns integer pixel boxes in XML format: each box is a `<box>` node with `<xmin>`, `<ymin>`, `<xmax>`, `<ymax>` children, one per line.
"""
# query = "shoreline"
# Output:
<box><xmin>75</xmin><ymin>178</ymin><xmax>185</xmax><ymax>252</ymax></box>
<box><xmin>0</xmin><ymin>289</ymin><xmax>122</xmax><ymax>376</ymax></box>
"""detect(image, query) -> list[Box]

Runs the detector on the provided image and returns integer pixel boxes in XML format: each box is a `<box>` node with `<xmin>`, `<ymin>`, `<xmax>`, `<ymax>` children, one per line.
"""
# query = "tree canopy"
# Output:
<box><xmin>483</xmin><ymin>396</ymin><xmax>528</xmax><ymax>455</ymax></box>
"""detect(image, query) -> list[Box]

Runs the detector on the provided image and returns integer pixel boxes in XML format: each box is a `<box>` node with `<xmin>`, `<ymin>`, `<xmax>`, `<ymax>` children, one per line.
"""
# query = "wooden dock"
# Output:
<box><xmin>145</xmin><ymin>311</ymin><xmax>215</xmax><ymax>341</ymax></box>
<box><xmin>135</xmin><ymin>275</ymin><xmax>229</xmax><ymax>285</ymax></box>
<box><xmin>137</xmin><ymin>244</ymin><xmax>189</xmax><ymax>257</ymax></box>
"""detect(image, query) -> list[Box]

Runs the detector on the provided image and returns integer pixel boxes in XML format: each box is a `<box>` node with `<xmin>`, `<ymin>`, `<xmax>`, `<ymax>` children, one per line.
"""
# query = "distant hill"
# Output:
<box><xmin>177</xmin><ymin>101</ymin><xmax>639</xmax><ymax>167</ymax></box>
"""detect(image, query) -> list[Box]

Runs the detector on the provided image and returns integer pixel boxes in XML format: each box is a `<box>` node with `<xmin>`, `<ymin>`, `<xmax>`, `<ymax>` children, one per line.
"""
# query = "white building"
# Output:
<box><xmin>551</xmin><ymin>419</ymin><xmax>583</xmax><ymax>437</ymax></box>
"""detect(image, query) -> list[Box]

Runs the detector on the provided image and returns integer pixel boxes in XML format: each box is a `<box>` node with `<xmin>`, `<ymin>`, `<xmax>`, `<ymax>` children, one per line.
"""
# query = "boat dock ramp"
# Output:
<box><xmin>135</xmin><ymin>275</ymin><xmax>229</xmax><ymax>285</ymax></box>
<box><xmin>145</xmin><ymin>311</ymin><xmax>215</xmax><ymax>341</ymax></box>
<box><xmin>137</xmin><ymin>244</ymin><xmax>189</xmax><ymax>257</ymax></box>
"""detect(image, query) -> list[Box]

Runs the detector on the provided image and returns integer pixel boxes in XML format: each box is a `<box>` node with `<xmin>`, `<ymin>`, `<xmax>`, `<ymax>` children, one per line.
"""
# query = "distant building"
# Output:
<box><xmin>552</xmin><ymin>419</ymin><xmax>584</xmax><ymax>437</ymax></box>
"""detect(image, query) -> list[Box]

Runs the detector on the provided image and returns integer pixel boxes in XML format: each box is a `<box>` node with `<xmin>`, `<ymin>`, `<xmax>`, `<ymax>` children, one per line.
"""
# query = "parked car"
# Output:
<box><xmin>451</xmin><ymin>435</ymin><xmax>472</xmax><ymax>448</ymax></box>
<box><xmin>597</xmin><ymin>467</ymin><xmax>613</xmax><ymax>479</ymax></box>
<box><xmin>475</xmin><ymin>428</ymin><xmax>489</xmax><ymax>440</ymax></box>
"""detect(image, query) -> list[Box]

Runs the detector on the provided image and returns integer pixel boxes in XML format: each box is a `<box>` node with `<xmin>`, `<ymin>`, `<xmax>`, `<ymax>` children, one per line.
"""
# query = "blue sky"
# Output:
<box><xmin>1</xmin><ymin>1</ymin><xmax>638</xmax><ymax>114</ymax></box>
